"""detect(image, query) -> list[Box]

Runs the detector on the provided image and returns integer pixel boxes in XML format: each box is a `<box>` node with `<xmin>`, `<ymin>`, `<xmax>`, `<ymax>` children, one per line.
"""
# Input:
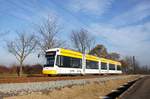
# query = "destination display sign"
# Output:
<box><xmin>46</xmin><ymin>51</ymin><xmax>56</xmax><ymax>56</ymax></box>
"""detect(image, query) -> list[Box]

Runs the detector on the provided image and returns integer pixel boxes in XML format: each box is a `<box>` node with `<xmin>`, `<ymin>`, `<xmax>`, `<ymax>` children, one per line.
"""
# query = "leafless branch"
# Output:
<box><xmin>70</xmin><ymin>28</ymin><xmax>95</xmax><ymax>53</ymax></box>
<box><xmin>35</xmin><ymin>16</ymin><xmax>65</xmax><ymax>54</ymax></box>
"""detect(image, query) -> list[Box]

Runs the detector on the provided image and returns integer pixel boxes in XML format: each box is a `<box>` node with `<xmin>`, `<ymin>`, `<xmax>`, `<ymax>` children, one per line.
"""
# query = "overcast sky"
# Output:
<box><xmin>0</xmin><ymin>0</ymin><xmax>150</xmax><ymax>66</ymax></box>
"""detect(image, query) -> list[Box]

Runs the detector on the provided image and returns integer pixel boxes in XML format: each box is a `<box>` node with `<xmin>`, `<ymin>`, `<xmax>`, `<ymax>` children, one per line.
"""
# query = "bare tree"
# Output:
<box><xmin>120</xmin><ymin>56</ymin><xmax>141</xmax><ymax>74</ymax></box>
<box><xmin>36</xmin><ymin>17</ymin><xmax>65</xmax><ymax>54</ymax></box>
<box><xmin>6</xmin><ymin>32</ymin><xmax>37</xmax><ymax>76</ymax></box>
<box><xmin>70</xmin><ymin>28</ymin><xmax>95</xmax><ymax>53</ymax></box>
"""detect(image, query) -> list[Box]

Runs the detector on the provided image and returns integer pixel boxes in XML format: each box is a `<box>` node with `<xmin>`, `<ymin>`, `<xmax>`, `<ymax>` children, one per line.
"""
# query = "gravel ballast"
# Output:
<box><xmin>0</xmin><ymin>75</ymin><xmax>138</xmax><ymax>97</ymax></box>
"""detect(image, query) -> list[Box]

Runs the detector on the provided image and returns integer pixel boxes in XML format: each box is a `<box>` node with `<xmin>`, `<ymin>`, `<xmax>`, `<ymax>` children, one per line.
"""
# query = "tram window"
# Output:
<box><xmin>117</xmin><ymin>65</ymin><xmax>121</xmax><ymax>70</ymax></box>
<box><xmin>56</xmin><ymin>55</ymin><xmax>82</xmax><ymax>68</ymax></box>
<box><xmin>101</xmin><ymin>62</ymin><xmax>107</xmax><ymax>70</ymax></box>
<box><xmin>44</xmin><ymin>51</ymin><xmax>56</xmax><ymax>67</ymax></box>
<box><xmin>61</xmin><ymin>56</ymin><xmax>70</xmax><ymax>67</ymax></box>
<box><xmin>109</xmin><ymin>64</ymin><xmax>115</xmax><ymax>70</ymax></box>
<box><xmin>86</xmin><ymin>60</ymin><xmax>98</xmax><ymax>69</ymax></box>
<box><xmin>71</xmin><ymin>58</ymin><xmax>82</xmax><ymax>68</ymax></box>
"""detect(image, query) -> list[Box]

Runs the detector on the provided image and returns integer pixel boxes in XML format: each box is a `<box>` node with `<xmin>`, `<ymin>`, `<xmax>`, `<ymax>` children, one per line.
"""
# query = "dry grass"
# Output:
<box><xmin>5</xmin><ymin>77</ymin><xmax>136</xmax><ymax>99</ymax></box>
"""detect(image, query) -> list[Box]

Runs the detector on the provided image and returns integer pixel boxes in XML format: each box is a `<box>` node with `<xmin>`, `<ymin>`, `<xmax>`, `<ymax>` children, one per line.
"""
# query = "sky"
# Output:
<box><xmin>0</xmin><ymin>0</ymin><xmax>150</xmax><ymax>66</ymax></box>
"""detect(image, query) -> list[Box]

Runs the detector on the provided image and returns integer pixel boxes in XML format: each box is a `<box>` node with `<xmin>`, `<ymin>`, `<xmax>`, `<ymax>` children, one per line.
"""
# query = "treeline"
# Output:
<box><xmin>0</xmin><ymin>64</ymin><xmax>42</xmax><ymax>75</ymax></box>
<box><xmin>120</xmin><ymin>56</ymin><xmax>150</xmax><ymax>74</ymax></box>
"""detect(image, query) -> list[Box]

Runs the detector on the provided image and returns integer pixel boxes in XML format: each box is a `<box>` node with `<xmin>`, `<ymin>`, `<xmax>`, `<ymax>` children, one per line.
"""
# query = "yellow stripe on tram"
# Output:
<box><xmin>42</xmin><ymin>70</ymin><xmax>57</xmax><ymax>74</ymax></box>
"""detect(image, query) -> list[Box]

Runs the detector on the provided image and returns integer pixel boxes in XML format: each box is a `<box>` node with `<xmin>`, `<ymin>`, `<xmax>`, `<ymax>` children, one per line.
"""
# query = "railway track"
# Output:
<box><xmin>0</xmin><ymin>75</ymin><xmax>121</xmax><ymax>84</ymax></box>
<box><xmin>0</xmin><ymin>75</ymin><xmax>138</xmax><ymax>98</ymax></box>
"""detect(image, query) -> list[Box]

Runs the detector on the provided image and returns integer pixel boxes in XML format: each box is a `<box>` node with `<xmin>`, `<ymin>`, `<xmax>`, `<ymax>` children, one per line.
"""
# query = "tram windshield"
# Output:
<box><xmin>44</xmin><ymin>51</ymin><xmax>56</xmax><ymax>67</ymax></box>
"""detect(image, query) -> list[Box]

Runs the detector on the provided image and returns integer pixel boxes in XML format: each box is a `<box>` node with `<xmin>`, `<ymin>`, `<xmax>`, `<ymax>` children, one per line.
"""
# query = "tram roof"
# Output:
<box><xmin>46</xmin><ymin>48</ymin><xmax>121</xmax><ymax>65</ymax></box>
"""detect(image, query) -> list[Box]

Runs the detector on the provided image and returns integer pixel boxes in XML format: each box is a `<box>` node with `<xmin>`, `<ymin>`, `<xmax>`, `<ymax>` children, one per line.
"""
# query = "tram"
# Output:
<box><xmin>42</xmin><ymin>48</ymin><xmax>122</xmax><ymax>75</ymax></box>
